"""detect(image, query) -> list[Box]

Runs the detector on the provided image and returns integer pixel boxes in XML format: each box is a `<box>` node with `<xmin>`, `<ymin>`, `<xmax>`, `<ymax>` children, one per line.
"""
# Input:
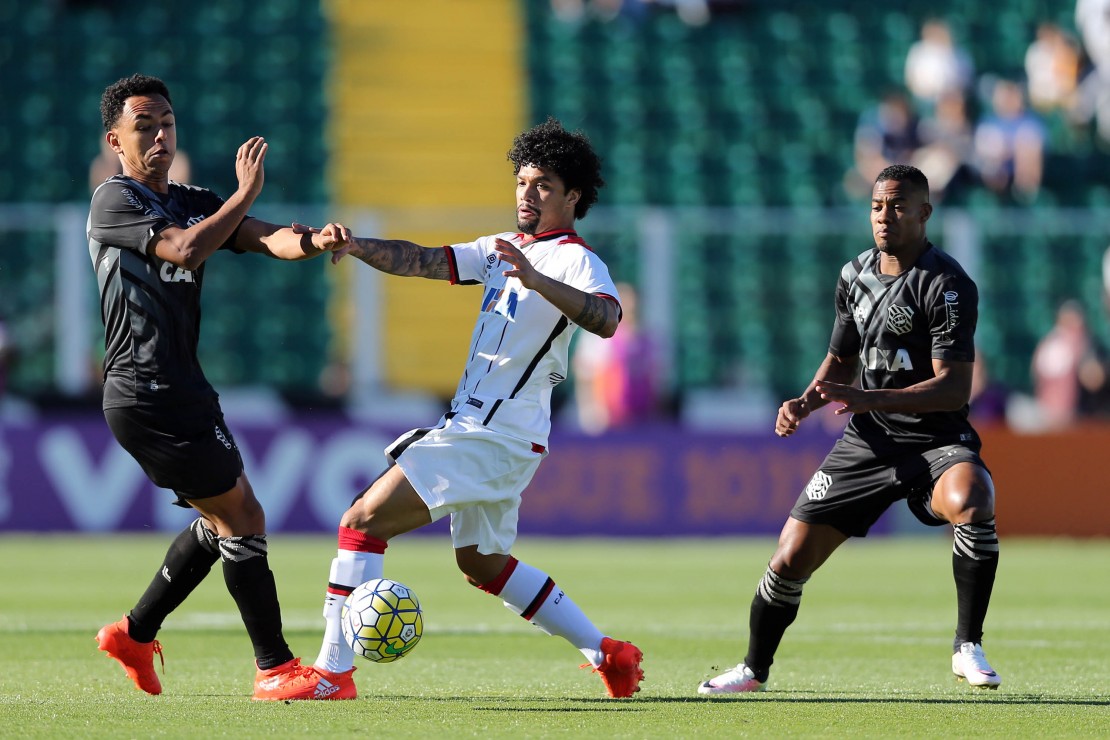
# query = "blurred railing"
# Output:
<box><xmin>1</xmin><ymin>203</ymin><xmax>1107</xmax><ymax>406</ymax></box>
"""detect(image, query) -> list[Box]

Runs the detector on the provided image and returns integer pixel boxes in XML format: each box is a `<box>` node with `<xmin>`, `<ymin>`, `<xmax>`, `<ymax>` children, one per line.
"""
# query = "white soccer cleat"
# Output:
<box><xmin>697</xmin><ymin>663</ymin><xmax>766</xmax><ymax>695</ymax></box>
<box><xmin>952</xmin><ymin>642</ymin><xmax>1001</xmax><ymax>689</ymax></box>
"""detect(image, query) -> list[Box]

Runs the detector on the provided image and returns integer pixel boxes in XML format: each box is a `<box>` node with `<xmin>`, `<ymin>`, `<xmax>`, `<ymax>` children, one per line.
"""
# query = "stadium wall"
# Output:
<box><xmin>0</xmin><ymin>414</ymin><xmax>1104</xmax><ymax>537</ymax></box>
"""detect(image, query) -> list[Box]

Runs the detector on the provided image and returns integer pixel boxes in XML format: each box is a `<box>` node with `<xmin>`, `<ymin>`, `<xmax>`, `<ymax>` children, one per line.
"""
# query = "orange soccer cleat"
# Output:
<box><xmin>252</xmin><ymin>658</ymin><xmax>357</xmax><ymax>701</ymax></box>
<box><xmin>95</xmin><ymin>616</ymin><xmax>164</xmax><ymax>695</ymax></box>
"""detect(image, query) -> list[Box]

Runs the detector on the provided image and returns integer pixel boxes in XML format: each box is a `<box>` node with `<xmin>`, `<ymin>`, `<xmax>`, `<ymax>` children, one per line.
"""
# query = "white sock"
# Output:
<box><xmin>314</xmin><ymin>550</ymin><xmax>383</xmax><ymax>672</ymax></box>
<box><xmin>496</xmin><ymin>560</ymin><xmax>604</xmax><ymax>666</ymax></box>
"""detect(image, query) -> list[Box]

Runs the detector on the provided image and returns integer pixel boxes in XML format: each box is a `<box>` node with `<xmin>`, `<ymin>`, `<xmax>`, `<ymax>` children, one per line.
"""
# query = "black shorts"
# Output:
<box><xmin>790</xmin><ymin>437</ymin><xmax>990</xmax><ymax>537</ymax></box>
<box><xmin>104</xmin><ymin>402</ymin><xmax>243</xmax><ymax>505</ymax></box>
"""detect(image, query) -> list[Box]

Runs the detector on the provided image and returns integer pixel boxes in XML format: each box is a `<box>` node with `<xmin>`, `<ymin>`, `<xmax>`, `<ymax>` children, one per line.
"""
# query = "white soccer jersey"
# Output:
<box><xmin>444</xmin><ymin>228</ymin><xmax>620</xmax><ymax>445</ymax></box>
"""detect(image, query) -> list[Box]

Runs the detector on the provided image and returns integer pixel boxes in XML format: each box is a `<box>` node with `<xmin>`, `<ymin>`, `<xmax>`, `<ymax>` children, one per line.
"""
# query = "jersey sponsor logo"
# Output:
<box><xmin>159</xmin><ymin>262</ymin><xmax>196</xmax><ymax>284</ymax></box>
<box><xmin>886</xmin><ymin>304</ymin><xmax>914</xmax><ymax>335</ymax></box>
<box><xmin>863</xmin><ymin>346</ymin><xmax>914</xmax><ymax>371</ymax></box>
<box><xmin>120</xmin><ymin>187</ymin><xmax>158</xmax><ymax>219</ymax></box>
<box><xmin>480</xmin><ymin>286</ymin><xmax>519</xmax><ymax>320</ymax></box>
<box><xmin>214</xmin><ymin>425</ymin><xmax>234</xmax><ymax>450</ymax></box>
<box><xmin>804</xmin><ymin>471</ymin><xmax>832</xmax><ymax>501</ymax></box>
<box><xmin>944</xmin><ymin>291</ymin><xmax>960</xmax><ymax>332</ymax></box>
<box><xmin>465</xmin><ymin>396</ymin><xmax>485</xmax><ymax>409</ymax></box>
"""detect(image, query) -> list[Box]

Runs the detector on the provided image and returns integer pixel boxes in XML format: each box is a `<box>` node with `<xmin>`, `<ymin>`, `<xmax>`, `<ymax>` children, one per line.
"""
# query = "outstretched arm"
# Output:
<box><xmin>493</xmin><ymin>238</ymin><xmax>620</xmax><ymax>338</ymax></box>
<box><xmin>331</xmin><ymin>237</ymin><xmax>452</xmax><ymax>280</ymax></box>
<box><xmin>235</xmin><ymin>219</ymin><xmax>349</xmax><ymax>260</ymax></box>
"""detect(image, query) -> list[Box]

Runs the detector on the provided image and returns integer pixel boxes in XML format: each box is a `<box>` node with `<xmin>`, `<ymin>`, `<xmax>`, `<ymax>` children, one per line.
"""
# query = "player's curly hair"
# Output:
<box><xmin>875</xmin><ymin>164</ymin><xmax>930</xmax><ymax>200</ymax></box>
<box><xmin>100</xmin><ymin>74</ymin><xmax>172</xmax><ymax>131</ymax></box>
<box><xmin>508</xmin><ymin>117</ymin><xmax>604</xmax><ymax>220</ymax></box>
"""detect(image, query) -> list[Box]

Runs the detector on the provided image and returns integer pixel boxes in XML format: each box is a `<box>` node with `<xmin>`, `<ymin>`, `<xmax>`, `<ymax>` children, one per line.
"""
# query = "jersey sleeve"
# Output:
<box><xmin>559</xmin><ymin>247</ymin><xmax>619</xmax><ymax>301</ymax></box>
<box><xmin>928</xmin><ymin>273</ymin><xmax>977</xmax><ymax>362</ymax></box>
<box><xmin>827</xmin><ymin>272</ymin><xmax>861</xmax><ymax>358</ymax></box>
<box><xmin>446</xmin><ymin>235</ymin><xmax>498</xmax><ymax>285</ymax></box>
<box><xmin>87</xmin><ymin>180</ymin><xmax>171</xmax><ymax>256</ymax></box>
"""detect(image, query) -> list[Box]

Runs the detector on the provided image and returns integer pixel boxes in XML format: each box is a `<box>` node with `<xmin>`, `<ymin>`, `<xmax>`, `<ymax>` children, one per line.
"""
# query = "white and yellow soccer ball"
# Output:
<box><xmin>341</xmin><ymin>578</ymin><xmax>423</xmax><ymax>663</ymax></box>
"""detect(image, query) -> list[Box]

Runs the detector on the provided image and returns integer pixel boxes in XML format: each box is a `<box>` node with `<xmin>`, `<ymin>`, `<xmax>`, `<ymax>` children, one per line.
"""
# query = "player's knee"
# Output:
<box><xmin>933</xmin><ymin>484</ymin><xmax>994</xmax><ymax>524</ymax></box>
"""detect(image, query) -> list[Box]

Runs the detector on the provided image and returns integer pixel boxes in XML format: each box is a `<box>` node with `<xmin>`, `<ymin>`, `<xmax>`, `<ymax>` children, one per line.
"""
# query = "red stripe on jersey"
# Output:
<box><xmin>337</xmin><ymin>526</ymin><xmax>388</xmax><ymax>553</ymax></box>
<box><xmin>478</xmin><ymin>556</ymin><xmax>520</xmax><ymax>596</ymax></box>
<box><xmin>444</xmin><ymin>246</ymin><xmax>460</xmax><ymax>284</ymax></box>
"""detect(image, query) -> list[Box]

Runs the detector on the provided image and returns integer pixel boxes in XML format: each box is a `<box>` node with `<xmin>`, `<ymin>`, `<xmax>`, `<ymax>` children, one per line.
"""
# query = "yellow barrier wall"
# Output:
<box><xmin>326</xmin><ymin>1</ymin><xmax>526</xmax><ymax>396</ymax></box>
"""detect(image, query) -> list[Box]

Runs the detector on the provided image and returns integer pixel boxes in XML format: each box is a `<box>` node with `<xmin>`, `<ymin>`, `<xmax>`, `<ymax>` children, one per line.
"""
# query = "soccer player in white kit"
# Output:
<box><xmin>278</xmin><ymin>118</ymin><xmax>644</xmax><ymax>701</ymax></box>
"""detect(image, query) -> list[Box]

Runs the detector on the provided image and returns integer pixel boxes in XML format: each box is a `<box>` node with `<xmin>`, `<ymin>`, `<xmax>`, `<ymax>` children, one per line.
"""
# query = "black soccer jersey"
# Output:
<box><xmin>87</xmin><ymin>175</ymin><xmax>245</xmax><ymax>409</ymax></box>
<box><xmin>828</xmin><ymin>242</ymin><xmax>979</xmax><ymax>448</ymax></box>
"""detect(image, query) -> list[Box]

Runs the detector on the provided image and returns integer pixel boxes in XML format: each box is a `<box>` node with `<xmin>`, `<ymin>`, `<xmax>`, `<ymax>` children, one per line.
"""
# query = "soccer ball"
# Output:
<box><xmin>341</xmin><ymin>578</ymin><xmax>423</xmax><ymax>663</ymax></box>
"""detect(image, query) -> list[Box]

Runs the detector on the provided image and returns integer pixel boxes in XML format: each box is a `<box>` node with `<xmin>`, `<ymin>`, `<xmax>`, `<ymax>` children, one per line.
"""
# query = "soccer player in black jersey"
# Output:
<box><xmin>700</xmin><ymin>164</ymin><xmax>1002</xmax><ymax>694</ymax></box>
<box><xmin>88</xmin><ymin>73</ymin><xmax>350</xmax><ymax>700</ymax></box>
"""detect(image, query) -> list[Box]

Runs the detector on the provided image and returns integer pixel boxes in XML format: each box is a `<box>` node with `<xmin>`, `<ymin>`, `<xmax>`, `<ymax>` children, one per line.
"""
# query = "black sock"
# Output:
<box><xmin>219</xmin><ymin>535</ymin><xmax>294</xmax><ymax>670</ymax></box>
<box><xmin>129</xmin><ymin>519</ymin><xmax>220</xmax><ymax>642</ymax></box>
<box><xmin>743</xmin><ymin>566</ymin><xmax>807</xmax><ymax>682</ymax></box>
<box><xmin>951</xmin><ymin>518</ymin><xmax>999</xmax><ymax>652</ymax></box>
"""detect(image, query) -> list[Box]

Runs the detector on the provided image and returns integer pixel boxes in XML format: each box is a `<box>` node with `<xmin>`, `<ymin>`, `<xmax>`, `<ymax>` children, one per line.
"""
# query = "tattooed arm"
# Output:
<box><xmin>334</xmin><ymin>237</ymin><xmax>452</xmax><ymax>280</ymax></box>
<box><xmin>493</xmin><ymin>238</ymin><xmax>620</xmax><ymax>338</ymax></box>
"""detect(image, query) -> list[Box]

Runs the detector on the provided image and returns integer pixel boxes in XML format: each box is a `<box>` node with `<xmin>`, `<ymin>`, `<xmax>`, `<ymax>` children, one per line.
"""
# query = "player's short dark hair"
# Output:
<box><xmin>508</xmin><ymin>117</ymin><xmax>604</xmax><ymax>220</ymax></box>
<box><xmin>101</xmin><ymin>74</ymin><xmax>173</xmax><ymax>131</ymax></box>
<box><xmin>875</xmin><ymin>164</ymin><xmax>930</xmax><ymax>200</ymax></box>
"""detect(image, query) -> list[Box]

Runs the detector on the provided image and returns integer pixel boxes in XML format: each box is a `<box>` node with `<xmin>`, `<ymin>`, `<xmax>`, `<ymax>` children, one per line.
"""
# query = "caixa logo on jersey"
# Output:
<box><xmin>160</xmin><ymin>262</ymin><xmax>196</xmax><ymax>284</ymax></box>
<box><xmin>480</xmin><ymin>286</ymin><xmax>519</xmax><ymax>321</ymax></box>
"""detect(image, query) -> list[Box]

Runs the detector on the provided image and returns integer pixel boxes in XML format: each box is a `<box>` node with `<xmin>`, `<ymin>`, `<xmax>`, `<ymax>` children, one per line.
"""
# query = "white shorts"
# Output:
<box><xmin>386</xmin><ymin>413</ymin><xmax>547</xmax><ymax>554</ymax></box>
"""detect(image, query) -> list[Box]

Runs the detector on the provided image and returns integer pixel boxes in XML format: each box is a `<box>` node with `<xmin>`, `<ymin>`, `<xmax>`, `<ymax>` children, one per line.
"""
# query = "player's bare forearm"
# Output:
<box><xmin>816</xmin><ymin>358</ymin><xmax>973</xmax><ymax>415</ymax></box>
<box><xmin>572</xmin><ymin>293</ymin><xmax>619</xmax><ymax>337</ymax></box>
<box><xmin>800</xmin><ymin>353</ymin><xmax>859</xmax><ymax>410</ymax></box>
<box><xmin>345</xmin><ymin>238</ymin><xmax>451</xmax><ymax>279</ymax></box>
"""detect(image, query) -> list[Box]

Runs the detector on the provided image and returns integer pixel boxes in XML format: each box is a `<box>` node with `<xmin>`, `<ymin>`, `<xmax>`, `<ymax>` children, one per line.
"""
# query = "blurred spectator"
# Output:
<box><xmin>1031</xmin><ymin>300</ymin><xmax>1096</xmax><ymax>428</ymax></box>
<box><xmin>904</xmin><ymin>19</ymin><xmax>974</xmax><ymax>109</ymax></box>
<box><xmin>1075</xmin><ymin>0</ymin><xmax>1110</xmax><ymax>140</ymax></box>
<box><xmin>572</xmin><ymin>282</ymin><xmax>664</xmax><ymax>434</ymax></box>
<box><xmin>550</xmin><ymin>0</ymin><xmax>709</xmax><ymax>26</ymax></box>
<box><xmin>913</xmin><ymin>90</ymin><xmax>976</xmax><ymax>202</ymax></box>
<box><xmin>89</xmin><ymin>136</ymin><xmax>191</xmax><ymax>191</ymax></box>
<box><xmin>845</xmin><ymin>90</ymin><xmax>922</xmax><ymax>199</ymax></box>
<box><xmin>973</xmin><ymin>79</ymin><xmax>1046</xmax><ymax>203</ymax></box>
<box><xmin>0</xmin><ymin>314</ymin><xmax>12</xmax><ymax>403</ymax></box>
<box><xmin>1025</xmin><ymin>22</ymin><xmax>1083</xmax><ymax>115</ymax></box>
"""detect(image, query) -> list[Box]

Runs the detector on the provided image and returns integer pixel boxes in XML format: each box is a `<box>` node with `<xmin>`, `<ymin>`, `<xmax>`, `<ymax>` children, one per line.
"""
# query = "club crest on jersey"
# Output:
<box><xmin>480</xmin><ymin>286</ymin><xmax>519</xmax><ymax>321</ymax></box>
<box><xmin>886</xmin><ymin>304</ymin><xmax>914</xmax><ymax>335</ymax></box>
<box><xmin>804</xmin><ymin>471</ymin><xmax>832</xmax><ymax>501</ymax></box>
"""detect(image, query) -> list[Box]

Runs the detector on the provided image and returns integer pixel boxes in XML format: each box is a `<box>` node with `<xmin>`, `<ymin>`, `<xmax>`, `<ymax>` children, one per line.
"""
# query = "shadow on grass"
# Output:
<box><xmin>451</xmin><ymin>693</ymin><xmax>1110</xmax><ymax>710</ymax></box>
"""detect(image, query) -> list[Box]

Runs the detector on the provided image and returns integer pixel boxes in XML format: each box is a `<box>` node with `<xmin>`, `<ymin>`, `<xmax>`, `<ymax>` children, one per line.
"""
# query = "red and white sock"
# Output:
<box><xmin>314</xmin><ymin>526</ymin><xmax>386</xmax><ymax>673</ymax></box>
<box><xmin>481</xmin><ymin>557</ymin><xmax>605</xmax><ymax>666</ymax></box>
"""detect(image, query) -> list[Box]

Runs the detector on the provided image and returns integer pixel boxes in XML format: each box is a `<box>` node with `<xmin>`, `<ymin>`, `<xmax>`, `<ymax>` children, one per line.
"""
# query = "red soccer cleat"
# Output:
<box><xmin>589</xmin><ymin>637</ymin><xmax>644</xmax><ymax>698</ymax></box>
<box><xmin>95</xmin><ymin>616</ymin><xmax>164</xmax><ymax>695</ymax></box>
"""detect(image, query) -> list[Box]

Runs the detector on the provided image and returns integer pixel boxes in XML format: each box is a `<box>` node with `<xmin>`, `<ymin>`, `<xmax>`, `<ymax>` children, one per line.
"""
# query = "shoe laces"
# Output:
<box><xmin>959</xmin><ymin>643</ymin><xmax>992</xmax><ymax>671</ymax></box>
<box><xmin>152</xmin><ymin>639</ymin><xmax>165</xmax><ymax>675</ymax></box>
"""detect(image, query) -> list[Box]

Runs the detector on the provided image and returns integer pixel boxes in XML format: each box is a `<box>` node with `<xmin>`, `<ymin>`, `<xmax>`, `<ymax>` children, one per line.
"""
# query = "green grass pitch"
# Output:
<box><xmin>0</xmin><ymin>534</ymin><xmax>1106</xmax><ymax>737</ymax></box>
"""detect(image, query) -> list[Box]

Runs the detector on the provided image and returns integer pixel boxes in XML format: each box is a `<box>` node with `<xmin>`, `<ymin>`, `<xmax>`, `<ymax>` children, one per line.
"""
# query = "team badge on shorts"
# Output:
<box><xmin>886</xmin><ymin>304</ymin><xmax>914</xmax><ymax>335</ymax></box>
<box><xmin>804</xmin><ymin>471</ymin><xmax>832</xmax><ymax>501</ymax></box>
